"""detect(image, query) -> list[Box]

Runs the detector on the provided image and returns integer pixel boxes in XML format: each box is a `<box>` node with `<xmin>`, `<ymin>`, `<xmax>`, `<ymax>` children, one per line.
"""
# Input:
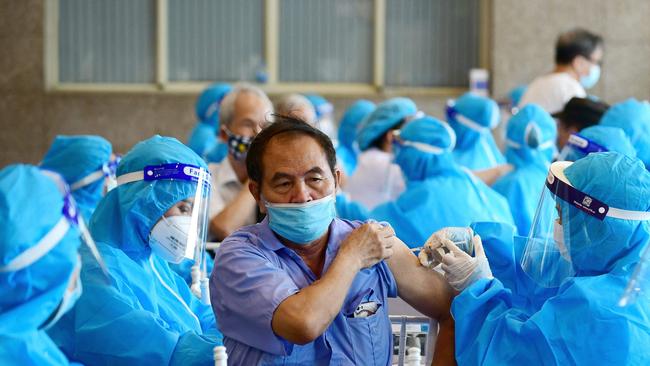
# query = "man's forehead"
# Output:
<box><xmin>235</xmin><ymin>92</ymin><xmax>267</xmax><ymax>111</ymax></box>
<box><xmin>262</xmin><ymin>134</ymin><xmax>330</xmax><ymax>176</ymax></box>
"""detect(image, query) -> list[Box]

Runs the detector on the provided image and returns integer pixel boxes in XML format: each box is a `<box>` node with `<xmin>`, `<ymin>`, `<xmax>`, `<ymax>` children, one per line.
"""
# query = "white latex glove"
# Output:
<box><xmin>440</xmin><ymin>234</ymin><xmax>492</xmax><ymax>292</ymax></box>
<box><xmin>418</xmin><ymin>227</ymin><xmax>474</xmax><ymax>269</ymax></box>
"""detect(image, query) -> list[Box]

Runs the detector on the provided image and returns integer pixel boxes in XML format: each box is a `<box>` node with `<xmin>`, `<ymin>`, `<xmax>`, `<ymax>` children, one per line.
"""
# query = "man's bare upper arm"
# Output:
<box><xmin>385</xmin><ymin>238</ymin><xmax>454</xmax><ymax>320</ymax></box>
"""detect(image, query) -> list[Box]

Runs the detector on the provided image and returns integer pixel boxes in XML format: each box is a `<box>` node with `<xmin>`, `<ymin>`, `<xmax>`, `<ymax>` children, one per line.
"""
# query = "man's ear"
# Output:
<box><xmin>334</xmin><ymin>168</ymin><xmax>342</xmax><ymax>192</ymax></box>
<box><xmin>571</xmin><ymin>56</ymin><xmax>589</xmax><ymax>77</ymax></box>
<box><xmin>218</xmin><ymin>126</ymin><xmax>228</xmax><ymax>143</ymax></box>
<box><xmin>249</xmin><ymin>180</ymin><xmax>267</xmax><ymax>214</ymax></box>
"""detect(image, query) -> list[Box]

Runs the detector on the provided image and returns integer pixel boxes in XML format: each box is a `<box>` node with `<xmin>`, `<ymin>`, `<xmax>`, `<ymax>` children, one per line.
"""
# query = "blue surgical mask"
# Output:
<box><xmin>264</xmin><ymin>193</ymin><xmax>337</xmax><ymax>244</ymax></box>
<box><xmin>580</xmin><ymin>64</ymin><xmax>601</xmax><ymax>89</ymax></box>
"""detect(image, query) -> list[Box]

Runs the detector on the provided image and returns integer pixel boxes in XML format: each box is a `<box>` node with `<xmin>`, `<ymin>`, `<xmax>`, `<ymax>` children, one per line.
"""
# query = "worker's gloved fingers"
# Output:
<box><xmin>441</xmin><ymin>227</ymin><xmax>473</xmax><ymax>244</ymax></box>
<box><xmin>443</xmin><ymin>239</ymin><xmax>471</xmax><ymax>259</ymax></box>
<box><xmin>472</xmin><ymin>235</ymin><xmax>486</xmax><ymax>259</ymax></box>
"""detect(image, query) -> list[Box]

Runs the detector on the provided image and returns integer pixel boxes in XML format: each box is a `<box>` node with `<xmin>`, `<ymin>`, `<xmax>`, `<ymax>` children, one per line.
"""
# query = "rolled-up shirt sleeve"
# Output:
<box><xmin>210</xmin><ymin>234</ymin><xmax>299</xmax><ymax>355</ymax></box>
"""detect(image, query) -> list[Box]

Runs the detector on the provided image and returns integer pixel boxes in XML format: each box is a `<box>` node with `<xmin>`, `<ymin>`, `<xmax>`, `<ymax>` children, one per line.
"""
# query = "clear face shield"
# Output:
<box><xmin>557</xmin><ymin>133</ymin><xmax>608</xmax><ymax>161</ymax></box>
<box><xmin>0</xmin><ymin>170</ymin><xmax>110</xmax><ymax>279</ymax></box>
<box><xmin>521</xmin><ymin>162</ymin><xmax>577</xmax><ymax>287</ymax></box>
<box><xmin>116</xmin><ymin>163</ymin><xmax>212</xmax><ymax>303</ymax></box>
<box><xmin>522</xmin><ymin>161</ymin><xmax>650</xmax><ymax>288</ymax></box>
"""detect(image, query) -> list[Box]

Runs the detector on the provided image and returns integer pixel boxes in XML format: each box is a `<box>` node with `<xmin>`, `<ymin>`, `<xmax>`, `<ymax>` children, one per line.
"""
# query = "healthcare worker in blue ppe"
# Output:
<box><xmin>370</xmin><ymin>115</ymin><xmax>514</xmax><ymax>247</ymax></box>
<box><xmin>0</xmin><ymin>165</ymin><xmax>109</xmax><ymax>365</ymax></box>
<box><xmin>599</xmin><ymin>98</ymin><xmax>650</xmax><ymax>169</ymax></box>
<box><xmin>40</xmin><ymin>135</ymin><xmax>117</xmax><ymax>220</ymax></box>
<box><xmin>508</xmin><ymin>85</ymin><xmax>527</xmax><ymax>113</ymax></box>
<box><xmin>345</xmin><ymin>97</ymin><xmax>418</xmax><ymax>210</ymax></box>
<box><xmin>437</xmin><ymin>152</ymin><xmax>650</xmax><ymax>365</ymax></box>
<box><xmin>48</xmin><ymin>136</ymin><xmax>221</xmax><ymax>365</ymax></box>
<box><xmin>557</xmin><ymin>125</ymin><xmax>636</xmax><ymax>162</ymax></box>
<box><xmin>493</xmin><ymin>104</ymin><xmax>557</xmax><ymax>236</ymax></box>
<box><xmin>335</xmin><ymin>100</ymin><xmax>376</xmax><ymax>178</ymax></box>
<box><xmin>446</xmin><ymin>92</ymin><xmax>507</xmax><ymax>171</ymax></box>
<box><xmin>187</xmin><ymin>83</ymin><xmax>232</xmax><ymax>162</ymax></box>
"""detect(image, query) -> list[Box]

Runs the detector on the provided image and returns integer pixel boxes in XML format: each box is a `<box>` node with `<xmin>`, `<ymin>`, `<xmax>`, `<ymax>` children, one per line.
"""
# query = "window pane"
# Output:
<box><xmin>385</xmin><ymin>0</ymin><xmax>480</xmax><ymax>87</ymax></box>
<box><xmin>59</xmin><ymin>0</ymin><xmax>155</xmax><ymax>83</ymax></box>
<box><xmin>168</xmin><ymin>0</ymin><xmax>264</xmax><ymax>82</ymax></box>
<box><xmin>279</xmin><ymin>0</ymin><xmax>374</xmax><ymax>83</ymax></box>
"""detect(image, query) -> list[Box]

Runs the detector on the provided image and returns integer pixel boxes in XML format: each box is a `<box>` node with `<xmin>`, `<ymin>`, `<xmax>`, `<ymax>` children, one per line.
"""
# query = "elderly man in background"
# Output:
<box><xmin>208</xmin><ymin>83</ymin><xmax>274</xmax><ymax>241</ymax></box>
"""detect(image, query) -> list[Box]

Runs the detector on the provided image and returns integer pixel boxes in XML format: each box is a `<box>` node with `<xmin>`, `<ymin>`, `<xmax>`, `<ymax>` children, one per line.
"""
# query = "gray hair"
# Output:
<box><xmin>274</xmin><ymin>93</ymin><xmax>317</xmax><ymax>123</ymax></box>
<box><xmin>219</xmin><ymin>83</ymin><xmax>274</xmax><ymax>127</ymax></box>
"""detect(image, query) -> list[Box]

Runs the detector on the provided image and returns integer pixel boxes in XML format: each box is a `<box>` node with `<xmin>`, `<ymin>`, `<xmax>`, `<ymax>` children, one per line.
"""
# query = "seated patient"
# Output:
<box><xmin>210</xmin><ymin>117</ymin><xmax>456</xmax><ymax>365</ymax></box>
<box><xmin>49</xmin><ymin>136</ymin><xmax>220</xmax><ymax>365</ymax></box>
<box><xmin>371</xmin><ymin>115</ymin><xmax>514</xmax><ymax>247</ymax></box>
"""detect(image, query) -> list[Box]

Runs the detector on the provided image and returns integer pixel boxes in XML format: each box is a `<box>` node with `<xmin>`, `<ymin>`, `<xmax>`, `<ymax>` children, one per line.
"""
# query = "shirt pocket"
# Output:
<box><xmin>345</xmin><ymin>295</ymin><xmax>391</xmax><ymax>366</ymax></box>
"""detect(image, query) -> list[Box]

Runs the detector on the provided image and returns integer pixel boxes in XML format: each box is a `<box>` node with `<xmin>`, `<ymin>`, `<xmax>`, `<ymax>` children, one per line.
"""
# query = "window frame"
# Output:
<box><xmin>44</xmin><ymin>0</ymin><xmax>490</xmax><ymax>96</ymax></box>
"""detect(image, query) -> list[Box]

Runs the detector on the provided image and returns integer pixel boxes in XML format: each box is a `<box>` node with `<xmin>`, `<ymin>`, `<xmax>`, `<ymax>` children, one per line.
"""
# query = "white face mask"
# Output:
<box><xmin>149</xmin><ymin>215</ymin><xmax>192</xmax><ymax>264</ymax></box>
<box><xmin>553</xmin><ymin>220</ymin><xmax>570</xmax><ymax>261</ymax></box>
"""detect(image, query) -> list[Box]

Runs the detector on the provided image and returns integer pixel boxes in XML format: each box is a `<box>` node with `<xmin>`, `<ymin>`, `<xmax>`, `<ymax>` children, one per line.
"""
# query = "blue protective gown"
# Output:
<box><xmin>447</xmin><ymin>93</ymin><xmax>506</xmax><ymax>170</ymax></box>
<box><xmin>48</xmin><ymin>136</ymin><xmax>221</xmax><ymax>366</ymax></box>
<box><xmin>493</xmin><ymin>104</ymin><xmax>557</xmax><ymax>236</ymax></box>
<box><xmin>453</xmin><ymin>153</ymin><xmax>650</xmax><ymax>365</ymax></box>
<box><xmin>169</xmin><ymin>256</ymin><xmax>214</xmax><ymax>287</ymax></box>
<box><xmin>472</xmin><ymin>222</ymin><xmax>559</xmax><ymax>314</ymax></box>
<box><xmin>452</xmin><ymin>132</ymin><xmax>506</xmax><ymax>171</ymax></box>
<box><xmin>599</xmin><ymin>98</ymin><xmax>650</xmax><ymax>170</ymax></box>
<box><xmin>187</xmin><ymin>121</ymin><xmax>218</xmax><ymax>158</ymax></box>
<box><xmin>334</xmin><ymin>193</ymin><xmax>370</xmax><ymax>221</ymax></box>
<box><xmin>188</xmin><ymin>83</ymin><xmax>232</xmax><ymax>160</ymax></box>
<box><xmin>40</xmin><ymin>135</ymin><xmax>113</xmax><ymax>220</ymax></box>
<box><xmin>0</xmin><ymin>165</ymin><xmax>83</xmax><ymax>366</ymax></box>
<box><xmin>370</xmin><ymin>116</ymin><xmax>513</xmax><ymax>247</ymax></box>
<box><xmin>371</xmin><ymin>166</ymin><xmax>514</xmax><ymax>248</ymax></box>
<box><xmin>335</xmin><ymin>100</ymin><xmax>376</xmax><ymax>177</ymax></box>
<box><xmin>203</xmin><ymin>141</ymin><xmax>228</xmax><ymax>164</ymax></box>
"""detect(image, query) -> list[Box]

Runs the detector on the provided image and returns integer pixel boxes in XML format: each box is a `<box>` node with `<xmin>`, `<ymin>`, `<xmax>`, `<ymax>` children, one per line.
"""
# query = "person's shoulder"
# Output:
<box><xmin>334</xmin><ymin>217</ymin><xmax>365</xmax><ymax>232</ymax></box>
<box><xmin>218</xmin><ymin>223</ymin><xmax>263</xmax><ymax>248</ymax></box>
<box><xmin>214</xmin><ymin>222</ymin><xmax>277</xmax><ymax>262</ymax></box>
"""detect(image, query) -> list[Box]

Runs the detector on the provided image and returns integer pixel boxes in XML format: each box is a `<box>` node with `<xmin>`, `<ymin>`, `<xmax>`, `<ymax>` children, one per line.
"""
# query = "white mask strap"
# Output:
<box><xmin>505</xmin><ymin>139</ymin><xmax>522</xmax><ymax>149</ymax></box>
<box><xmin>607</xmin><ymin>208</ymin><xmax>650</xmax><ymax>221</ymax></box>
<box><xmin>70</xmin><ymin>170</ymin><xmax>106</xmax><ymax>191</ymax></box>
<box><xmin>116</xmin><ymin>171</ymin><xmax>145</xmax><ymax>186</ymax></box>
<box><xmin>454</xmin><ymin>113</ymin><xmax>489</xmax><ymax>133</ymax></box>
<box><xmin>400</xmin><ymin>140</ymin><xmax>445</xmax><ymax>155</ymax></box>
<box><xmin>0</xmin><ymin>217</ymin><xmax>70</xmax><ymax>272</ymax></box>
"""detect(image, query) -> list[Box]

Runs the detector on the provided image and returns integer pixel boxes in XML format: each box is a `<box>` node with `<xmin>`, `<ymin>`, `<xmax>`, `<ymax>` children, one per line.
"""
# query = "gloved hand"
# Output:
<box><xmin>418</xmin><ymin>227</ymin><xmax>474</xmax><ymax>269</ymax></box>
<box><xmin>440</xmin><ymin>234</ymin><xmax>492</xmax><ymax>292</ymax></box>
